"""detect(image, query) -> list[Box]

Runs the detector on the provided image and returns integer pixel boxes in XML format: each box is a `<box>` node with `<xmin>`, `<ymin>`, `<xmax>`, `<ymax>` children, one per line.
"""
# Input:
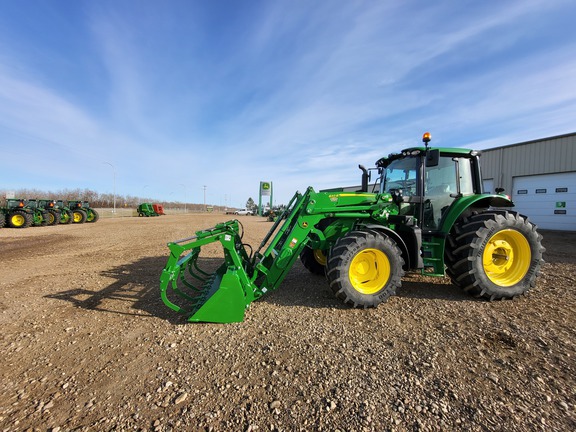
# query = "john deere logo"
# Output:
<box><xmin>262</xmin><ymin>183</ymin><xmax>270</xmax><ymax>190</ymax></box>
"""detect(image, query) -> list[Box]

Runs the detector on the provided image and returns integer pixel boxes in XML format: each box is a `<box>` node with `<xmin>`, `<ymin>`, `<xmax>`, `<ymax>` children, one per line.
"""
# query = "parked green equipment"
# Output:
<box><xmin>1</xmin><ymin>199</ymin><xmax>46</xmax><ymax>228</ymax></box>
<box><xmin>36</xmin><ymin>199</ymin><xmax>61</xmax><ymax>225</ymax></box>
<box><xmin>68</xmin><ymin>200</ymin><xmax>99</xmax><ymax>223</ymax></box>
<box><xmin>160</xmin><ymin>133</ymin><xmax>545</xmax><ymax>323</ymax></box>
<box><xmin>23</xmin><ymin>200</ymin><xmax>50</xmax><ymax>227</ymax></box>
<box><xmin>138</xmin><ymin>203</ymin><xmax>159</xmax><ymax>217</ymax></box>
<box><xmin>54</xmin><ymin>200</ymin><xmax>73</xmax><ymax>224</ymax></box>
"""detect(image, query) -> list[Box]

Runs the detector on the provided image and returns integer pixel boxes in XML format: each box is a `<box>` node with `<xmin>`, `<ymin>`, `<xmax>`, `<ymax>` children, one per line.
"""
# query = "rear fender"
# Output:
<box><xmin>439</xmin><ymin>194</ymin><xmax>514</xmax><ymax>233</ymax></box>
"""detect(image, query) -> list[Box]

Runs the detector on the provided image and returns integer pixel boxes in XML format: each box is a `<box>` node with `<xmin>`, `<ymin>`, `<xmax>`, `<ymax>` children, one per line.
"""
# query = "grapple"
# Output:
<box><xmin>160</xmin><ymin>220</ymin><xmax>257</xmax><ymax>323</ymax></box>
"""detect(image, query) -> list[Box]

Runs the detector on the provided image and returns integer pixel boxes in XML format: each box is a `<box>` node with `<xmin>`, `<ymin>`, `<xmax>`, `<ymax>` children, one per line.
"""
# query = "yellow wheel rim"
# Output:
<box><xmin>482</xmin><ymin>229</ymin><xmax>530</xmax><ymax>286</ymax></box>
<box><xmin>313</xmin><ymin>249</ymin><xmax>327</xmax><ymax>266</ymax></box>
<box><xmin>73</xmin><ymin>212</ymin><xmax>82</xmax><ymax>222</ymax></box>
<box><xmin>12</xmin><ymin>214</ymin><xmax>25</xmax><ymax>227</ymax></box>
<box><xmin>349</xmin><ymin>248</ymin><xmax>390</xmax><ymax>294</ymax></box>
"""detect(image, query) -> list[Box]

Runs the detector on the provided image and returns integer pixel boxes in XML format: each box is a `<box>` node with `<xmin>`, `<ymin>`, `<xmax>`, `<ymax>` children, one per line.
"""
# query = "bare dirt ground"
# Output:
<box><xmin>1</xmin><ymin>214</ymin><xmax>575</xmax><ymax>432</ymax></box>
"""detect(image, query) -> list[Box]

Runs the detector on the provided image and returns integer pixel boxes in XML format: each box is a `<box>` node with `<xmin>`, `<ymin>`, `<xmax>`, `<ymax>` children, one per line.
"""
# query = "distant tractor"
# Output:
<box><xmin>36</xmin><ymin>199</ymin><xmax>61</xmax><ymax>226</ymax></box>
<box><xmin>68</xmin><ymin>201</ymin><xmax>100</xmax><ymax>223</ymax></box>
<box><xmin>22</xmin><ymin>200</ymin><xmax>49</xmax><ymax>227</ymax></box>
<box><xmin>54</xmin><ymin>200</ymin><xmax>74</xmax><ymax>224</ymax></box>
<box><xmin>1</xmin><ymin>199</ymin><xmax>45</xmax><ymax>228</ymax></box>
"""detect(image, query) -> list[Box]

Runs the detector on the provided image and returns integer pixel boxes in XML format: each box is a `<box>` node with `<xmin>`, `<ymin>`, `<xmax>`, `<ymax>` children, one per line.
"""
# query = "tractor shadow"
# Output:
<box><xmin>46</xmin><ymin>257</ymin><xmax>474</xmax><ymax>322</ymax></box>
<box><xmin>45</xmin><ymin>256</ymin><xmax>185</xmax><ymax>323</ymax></box>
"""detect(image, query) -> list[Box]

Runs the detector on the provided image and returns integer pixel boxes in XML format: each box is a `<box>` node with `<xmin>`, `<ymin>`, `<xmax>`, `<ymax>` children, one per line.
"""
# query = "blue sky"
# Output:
<box><xmin>1</xmin><ymin>0</ymin><xmax>575</xmax><ymax>208</ymax></box>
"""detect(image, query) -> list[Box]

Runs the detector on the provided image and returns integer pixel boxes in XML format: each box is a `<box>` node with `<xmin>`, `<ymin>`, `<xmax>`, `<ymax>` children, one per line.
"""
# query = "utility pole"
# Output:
<box><xmin>203</xmin><ymin>185</ymin><xmax>207</xmax><ymax>212</ymax></box>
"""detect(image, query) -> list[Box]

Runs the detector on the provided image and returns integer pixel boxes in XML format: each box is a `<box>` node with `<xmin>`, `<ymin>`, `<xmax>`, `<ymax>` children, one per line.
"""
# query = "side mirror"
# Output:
<box><xmin>426</xmin><ymin>149</ymin><xmax>439</xmax><ymax>167</ymax></box>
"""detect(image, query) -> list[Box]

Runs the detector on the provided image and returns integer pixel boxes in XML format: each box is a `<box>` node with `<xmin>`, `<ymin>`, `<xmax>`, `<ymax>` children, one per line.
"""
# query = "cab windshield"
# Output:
<box><xmin>380</xmin><ymin>157</ymin><xmax>418</xmax><ymax>196</ymax></box>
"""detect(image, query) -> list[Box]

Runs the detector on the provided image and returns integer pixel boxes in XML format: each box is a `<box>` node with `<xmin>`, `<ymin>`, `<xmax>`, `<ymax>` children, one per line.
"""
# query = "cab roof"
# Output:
<box><xmin>376</xmin><ymin>147</ymin><xmax>480</xmax><ymax>167</ymax></box>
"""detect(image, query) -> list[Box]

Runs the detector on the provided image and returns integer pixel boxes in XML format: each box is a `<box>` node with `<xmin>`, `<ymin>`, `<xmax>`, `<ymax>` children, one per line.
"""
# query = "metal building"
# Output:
<box><xmin>480</xmin><ymin>132</ymin><xmax>576</xmax><ymax>231</ymax></box>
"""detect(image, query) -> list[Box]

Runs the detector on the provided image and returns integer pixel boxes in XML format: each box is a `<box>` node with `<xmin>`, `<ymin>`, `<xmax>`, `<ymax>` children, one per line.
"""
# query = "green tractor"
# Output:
<box><xmin>35</xmin><ymin>199</ymin><xmax>61</xmax><ymax>226</ymax></box>
<box><xmin>67</xmin><ymin>200</ymin><xmax>100</xmax><ymax>223</ymax></box>
<box><xmin>1</xmin><ymin>199</ymin><xmax>46</xmax><ymax>228</ymax></box>
<box><xmin>22</xmin><ymin>200</ymin><xmax>50</xmax><ymax>227</ymax></box>
<box><xmin>54</xmin><ymin>200</ymin><xmax>74</xmax><ymax>224</ymax></box>
<box><xmin>160</xmin><ymin>133</ymin><xmax>545</xmax><ymax>323</ymax></box>
<box><xmin>137</xmin><ymin>203</ymin><xmax>160</xmax><ymax>217</ymax></box>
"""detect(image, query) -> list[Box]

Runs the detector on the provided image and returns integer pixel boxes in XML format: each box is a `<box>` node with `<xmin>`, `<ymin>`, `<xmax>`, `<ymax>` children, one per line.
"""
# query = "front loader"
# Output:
<box><xmin>160</xmin><ymin>133</ymin><xmax>545</xmax><ymax>323</ymax></box>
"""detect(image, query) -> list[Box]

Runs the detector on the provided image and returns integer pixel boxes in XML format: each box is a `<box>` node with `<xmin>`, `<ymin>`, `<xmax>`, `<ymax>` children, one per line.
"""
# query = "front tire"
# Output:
<box><xmin>300</xmin><ymin>247</ymin><xmax>327</xmax><ymax>275</ymax></box>
<box><xmin>326</xmin><ymin>229</ymin><xmax>405</xmax><ymax>308</ymax></box>
<box><xmin>86</xmin><ymin>209</ymin><xmax>99</xmax><ymax>223</ymax></box>
<box><xmin>60</xmin><ymin>209</ymin><xmax>73</xmax><ymax>224</ymax></box>
<box><xmin>46</xmin><ymin>209</ymin><xmax>60</xmax><ymax>225</ymax></box>
<box><xmin>446</xmin><ymin>210</ymin><xmax>544</xmax><ymax>300</ymax></box>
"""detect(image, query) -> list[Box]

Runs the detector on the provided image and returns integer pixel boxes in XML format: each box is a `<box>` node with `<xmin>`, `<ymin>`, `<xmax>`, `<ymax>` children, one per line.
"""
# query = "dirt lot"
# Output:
<box><xmin>1</xmin><ymin>214</ymin><xmax>575</xmax><ymax>431</ymax></box>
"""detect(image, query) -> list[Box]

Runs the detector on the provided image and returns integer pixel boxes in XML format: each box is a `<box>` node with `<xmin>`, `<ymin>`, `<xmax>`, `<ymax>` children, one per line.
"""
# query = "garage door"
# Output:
<box><xmin>512</xmin><ymin>172</ymin><xmax>576</xmax><ymax>231</ymax></box>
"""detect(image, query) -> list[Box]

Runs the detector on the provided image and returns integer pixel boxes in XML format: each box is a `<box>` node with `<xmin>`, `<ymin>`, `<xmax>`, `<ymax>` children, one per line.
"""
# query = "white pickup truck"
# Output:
<box><xmin>234</xmin><ymin>208</ymin><xmax>253</xmax><ymax>216</ymax></box>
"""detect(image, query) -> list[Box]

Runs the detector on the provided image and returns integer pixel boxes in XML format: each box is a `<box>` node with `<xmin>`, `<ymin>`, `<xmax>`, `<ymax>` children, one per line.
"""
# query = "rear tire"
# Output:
<box><xmin>47</xmin><ymin>209</ymin><xmax>60</xmax><ymax>225</ymax></box>
<box><xmin>326</xmin><ymin>229</ymin><xmax>405</xmax><ymax>308</ymax></box>
<box><xmin>8</xmin><ymin>210</ymin><xmax>32</xmax><ymax>228</ymax></box>
<box><xmin>0</xmin><ymin>212</ymin><xmax>5</xmax><ymax>228</ymax></box>
<box><xmin>445</xmin><ymin>210</ymin><xmax>544</xmax><ymax>299</ymax></box>
<box><xmin>72</xmin><ymin>209</ymin><xmax>87</xmax><ymax>224</ymax></box>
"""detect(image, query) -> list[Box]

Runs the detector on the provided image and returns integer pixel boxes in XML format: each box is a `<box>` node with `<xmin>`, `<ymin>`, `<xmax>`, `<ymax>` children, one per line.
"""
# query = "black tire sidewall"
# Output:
<box><xmin>327</xmin><ymin>230</ymin><xmax>404</xmax><ymax>307</ymax></box>
<box><xmin>471</xmin><ymin>215</ymin><xmax>541</xmax><ymax>297</ymax></box>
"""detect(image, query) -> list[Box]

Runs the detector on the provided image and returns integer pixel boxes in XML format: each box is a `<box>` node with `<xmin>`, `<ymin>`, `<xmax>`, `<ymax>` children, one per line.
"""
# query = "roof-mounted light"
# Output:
<box><xmin>422</xmin><ymin>132</ymin><xmax>431</xmax><ymax>144</ymax></box>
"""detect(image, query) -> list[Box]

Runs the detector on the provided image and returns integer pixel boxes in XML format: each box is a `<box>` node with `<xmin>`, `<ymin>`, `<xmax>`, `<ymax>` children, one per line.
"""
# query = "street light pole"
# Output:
<box><xmin>103</xmin><ymin>162</ymin><xmax>116</xmax><ymax>213</ymax></box>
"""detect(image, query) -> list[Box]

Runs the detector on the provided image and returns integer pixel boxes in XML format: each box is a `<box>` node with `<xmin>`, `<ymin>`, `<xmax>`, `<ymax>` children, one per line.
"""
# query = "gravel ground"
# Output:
<box><xmin>0</xmin><ymin>213</ymin><xmax>575</xmax><ymax>432</ymax></box>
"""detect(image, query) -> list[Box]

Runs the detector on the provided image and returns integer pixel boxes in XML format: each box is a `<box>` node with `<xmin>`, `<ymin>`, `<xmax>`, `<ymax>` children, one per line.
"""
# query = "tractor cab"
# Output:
<box><xmin>376</xmin><ymin>133</ymin><xmax>483</xmax><ymax>232</ymax></box>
